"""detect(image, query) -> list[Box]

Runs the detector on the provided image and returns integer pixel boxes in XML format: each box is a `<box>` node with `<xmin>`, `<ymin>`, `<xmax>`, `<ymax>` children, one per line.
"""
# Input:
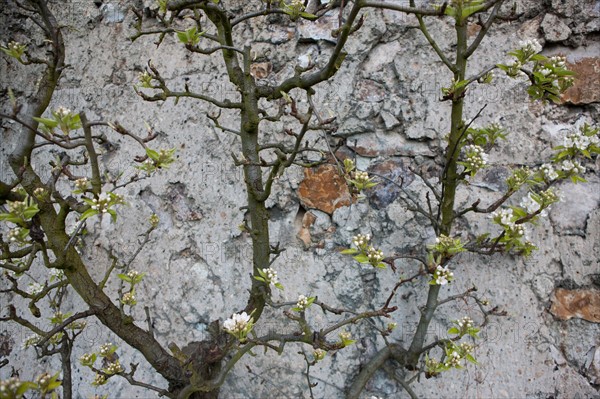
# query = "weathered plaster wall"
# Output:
<box><xmin>1</xmin><ymin>0</ymin><xmax>599</xmax><ymax>398</ymax></box>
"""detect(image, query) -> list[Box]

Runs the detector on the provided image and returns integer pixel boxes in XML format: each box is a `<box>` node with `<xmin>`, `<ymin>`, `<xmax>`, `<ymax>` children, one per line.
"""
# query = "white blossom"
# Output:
<box><xmin>351</xmin><ymin>233</ymin><xmax>370</xmax><ymax>247</ymax></box>
<box><xmin>549</xmin><ymin>55</ymin><xmax>566</xmax><ymax>68</ymax></box>
<box><xmin>49</xmin><ymin>268</ymin><xmax>64</xmax><ymax>281</ymax></box>
<box><xmin>223</xmin><ymin>312</ymin><xmax>251</xmax><ymax>334</ymax></box>
<box><xmin>122</xmin><ymin>292</ymin><xmax>136</xmax><ymax>306</ymax></box>
<box><xmin>462</xmin><ymin>144</ymin><xmax>488</xmax><ymax>172</ymax></box>
<box><xmin>518</xmin><ymin>38</ymin><xmax>542</xmax><ymax>55</ymax></box>
<box><xmin>367</xmin><ymin>246</ymin><xmax>384</xmax><ymax>263</ymax></box>
<box><xmin>99</xmin><ymin>343</ymin><xmax>113</xmax><ymax>356</ymax></box>
<box><xmin>261</xmin><ymin>267</ymin><xmax>279</xmax><ymax>286</ymax></box>
<box><xmin>127</xmin><ymin>270</ymin><xmax>140</xmax><ymax>280</ymax></box>
<box><xmin>491</xmin><ymin>208</ymin><xmax>514</xmax><ymax>227</ymax></box>
<box><xmin>22</xmin><ymin>333</ymin><xmax>41</xmax><ymax>349</ymax></box>
<box><xmin>296</xmin><ymin>295</ymin><xmax>309</xmax><ymax>310</ymax></box>
<box><xmin>56</xmin><ymin>106</ymin><xmax>71</xmax><ymax>117</ymax></box>
<box><xmin>520</xmin><ymin>192</ymin><xmax>542</xmax><ymax>215</ymax></box>
<box><xmin>434</xmin><ymin>265</ymin><xmax>454</xmax><ymax>285</ymax></box>
<box><xmin>104</xmin><ymin>360</ymin><xmax>123</xmax><ymax>374</ymax></box>
<box><xmin>540</xmin><ymin>163</ymin><xmax>558</xmax><ymax>181</ymax></box>
<box><xmin>561</xmin><ymin>159</ymin><xmax>585</xmax><ymax>174</ymax></box>
<box><xmin>564</xmin><ymin>131</ymin><xmax>591</xmax><ymax>151</ymax></box>
<box><xmin>457</xmin><ymin>316</ymin><xmax>473</xmax><ymax>329</ymax></box>
<box><xmin>313</xmin><ymin>348</ymin><xmax>326</xmax><ymax>361</ymax></box>
<box><xmin>27</xmin><ymin>282</ymin><xmax>44</xmax><ymax>296</ymax></box>
<box><xmin>75</xmin><ymin>178</ymin><xmax>89</xmax><ymax>191</ymax></box>
<box><xmin>444</xmin><ymin>349</ymin><xmax>463</xmax><ymax>368</ymax></box>
<box><xmin>339</xmin><ymin>331</ymin><xmax>352</xmax><ymax>341</ymax></box>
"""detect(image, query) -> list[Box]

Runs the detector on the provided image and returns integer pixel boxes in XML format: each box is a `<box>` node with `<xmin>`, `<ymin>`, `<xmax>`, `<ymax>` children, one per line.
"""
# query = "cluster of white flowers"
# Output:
<box><xmin>507</xmin><ymin>167</ymin><xmax>531</xmax><ymax>188</ymax></box>
<box><xmin>223</xmin><ymin>312</ymin><xmax>252</xmax><ymax>334</ymax></box>
<box><xmin>512</xmin><ymin>223</ymin><xmax>526</xmax><ymax>237</ymax></box>
<box><xmin>351</xmin><ymin>233</ymin><xmax>370</xmax><ymax>248</ymax></box>
<box><xmin>296</xmin><ymin>295</ymin><xmax>309</xmax><ymax>311</ymax></box>
<box><xmin>122</xmin><ymin>292</ymin><xmax>136</xmax><ymax>306</ymax></box>
<box><xmin>462</xmin><ymin>145</ymin><xmax>488</xmax><ymax>171</ymax></box>
<box><xmin>492</xmin><ymin>208</ymin><xmax>514</xmax><ymax>226</ymax></box>
<box><xmin>561</xmin><ymin>159</ymin><xmax>585</xmax><ymax>174</ymax></box>
<box><xmin>435</xmin><ymin>234</ymin><xmax>456</xmax><ymax>248</ymax></box>
<box><xmin>99</xmin><ymin>343</ymin><xmax>113</xmax><ymax>357</ymax></box>
<box><xmin>139</xmin><ymin>71</ymin><xmax>152</xmax><ymax>82</ymax></box>
<box><xmin>80</xmin><ymin>353</ymin><xmax>94</xmax><ymax>365</ymax></box>
<box><xmin>489</xmin><ymin>121</ymin><xmax>503</xmax><ymax>131</ymax></box>
<box><xmin>104</xmin><ymin>360</ymin><xmax>123</xmax><ymax>375</ymax></box>
<box><xmin>290</xmin><ymin>0</ymin><xmax>304</xmax><ymax>9</ymax></box>
<box><xmin>520</xmin><ymin>192</ymin><xmax>543</xmax><ymax>215</ymax></box>
<box><xmin>563</xmin><ymin>128</ymin><xmax>600</xmax><ymax>151</ymax></box>
<box><xmin>37</xmin><ymin>373</ymin><xmax>50</xmax><ymax>388</ymax></box>
<box><xmin>33</xmin><ymin>187</ymin><xmax>46</xmax><ymax>198</ymax></box>
<box><xmin>127</xmin><ymin>270</ymin><xmax>140</xmax><ymax>280</ymax></box>
<box><xmin>367</xmin><ymin>246</ymin><xmax>384</xmax><ymax>263</ymax></box>
<box><xmin>7</xmin><ymin>199</ymin><xmax>27</xmax><ymax>214</ymax></box>
<box><xmin>425</xmin><ymin>356</ymin><xmax>441</xmax><ymax>372</ymax></box>
<box><xmin>75</xmin><ymin>178</ymin><xmax>89</xmax><ymax>191</ymax></box>
<box><xmin>353</xmin><ymin>171</ymin><xmax>370</xmax><ymax>183</ymax></box>
<box><xmin>142</xmin><ymin>158</ymin><xmax>154</xmax><ymax>168</ymax></box>
<box><xmin>49</xmin><ymin>268</ymin><xmax>64</xmax><ymax>281</ymax></box>
<box><xmin>505</xmin><ymin>59</ymin><xmax>525</xmax><ymax>76</ymax></box>
<box><xmin>460</xmin><ymin>342</ymin><xmax>474</xmax><ymax>354</ymax></box>
<box><xmin>434</xmin><ymin>265</ymin><xmax>454</xmax><ymax>285</ymax></box>
<box><xmin>518</xmin><ymin>38</ymin><xmax>542</xmax><ymax>56</ymax></box>
<box><xmin>91</xmin><ymin>193</ymin><xmax>111</xmax><ymax>213</ymax></box>
<box><xmin>540</xmin><ymin>188</ymin><xmax>559</xmax><ymax>205</ymax></box>
<box><xmin>444</xmin><ymin>350</ymin><xmax>462</xmax><ymax>368</ymax></box>
<box><xmin>55</xmin><ymin>106</ymin><xmax>71</xmax><ymax>118</ymax></box>
<box><xmin>540</xmin><ymin>163</ymin><xmax>558</xmax><ymax>181</ymax></box>
<box><xmin>457</xmin><ymin>316</ymin><xmax>473</xmax><ymax>329</ymax></box>
<box><xmin>261</xmin><ymin>267</ymin><xmax>279</xmax><ymax>286</ymax></box>
<box><xmin>549</xmin><ymin>55</ymin><xmax>566</xmax><ymax>69</ymax></box>
<box><xmin>491</xmin><ymin>208</ymin><xmax>526</xmax><ymax>237</ymax></box>
<box><xmin>7</xmin><ymin>228</ymin><xmax>23</xmax><ymax>243</ymax></box>
<box><xmin>8</xmin><ymin>41</ymin><xmax>22</xmax><ymax>51</ymax></box>
<box><xmin>52</xmin><ymin>311</ymin><xmax>65</xmax><ymax>322</ymax></box>
<box><xmin>22</xmin><ymin>333</ymin><xmax>41</xmax><ymax>349</ymax></box>
<box><xmin>149</xmin><ymin>213</ymin><xmax>160</xmax><ymax>227</ymax></box>
<box><xmin>339</xmin><ymin>331</ymin><xmax>352</xmax><ymax>341</ymax></box>
<box><xmin>0</xmin><ymin>377</ymin><xmax>22</xmax><ymax>393</ymax></box>
<box><xmin>538</xmin><ymin>67</ymin><xmax>552</xmax><ymax>76</ymax></box>
<box><xmin>313</xmin><ymin>348</ymin><xmax>326</xmax><ymax>361</ymax></box>
<box><xmin>27</xmin><ymin>282</ymin><xmax>44</xmax><ymax>296</ymax></box>
<box><xmin>93</xmin><ymin>373</ymin><xmax>106</xmax><ymax>386</ymax></box>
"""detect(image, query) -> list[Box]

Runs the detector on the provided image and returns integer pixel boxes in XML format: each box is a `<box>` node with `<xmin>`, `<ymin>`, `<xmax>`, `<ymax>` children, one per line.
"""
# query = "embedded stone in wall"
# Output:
<box><xmin>250</xmin><ymin>62</ymin><xmax>273</xmax><ymax>79</ymax></box>
<box><xmin>355</xmin><ymin>79</ymin><xmax>386</xmax><ymax>103</ymax></box>
<box><xmin>587</xmin><ymin>346</ymin><xmax>600</xmax><ymax>385</ymax></box>
<box><xmin>550</xmin><ymin>288</ymin><xmax>600</xmax><ymax>322</ymax></box>
<box><xmin>297</xmin><ymin>211</ymin><xmax>317</xmax><ymax>247</ymax></box>
<box><xmin>549</xmin><ymin>179</ymin><xmax>600</xmax><ymax>234</ymax></box>
<box><xmin>166</xmin><ymin>183</ymin><xmax>203</xmax><ymax>222</ymax></box>
<box><xmin>540</xmin><ymin>13</ymin><xmax>571</xmax><ymax>42</ymax></box>
<box><xmin>380</xmin><ymin>111</ymin><xmax>401</xmax><ymax>130</ymax></box>
<box><xmin>367</xmin><ymin>159</ymin><xmax>414</xmax><ymax>209</ymax></box>
<box><xmin>99</xmin><ymin>4</ymin><xmax>126</xmax><ymax>24</ymax></box>
<box><xmin>561</xmin><ymin>57</ymin><xmax>600</xmax><ymax>104</ymax></box>
<box><xmin>347</xmin><ymin>132</ymin><xmax>434</xmax><ymax>158</ymax></box>
<box><xmin>297</xmin><ymin>10</ymin><xmax>337</xmax><ymax>43</ymax></box>
<box><xmin>297</xmin><ymin>164</ymin><xmax>353</xmax><ymax>214</ymax></box>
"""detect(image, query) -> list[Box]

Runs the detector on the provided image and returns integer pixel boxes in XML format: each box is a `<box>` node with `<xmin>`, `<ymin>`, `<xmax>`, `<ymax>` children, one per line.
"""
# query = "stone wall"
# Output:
<box><xmin>0</xmin><ymin>0</ymin><xmax>599</xmax><ymax>398</ymax></box>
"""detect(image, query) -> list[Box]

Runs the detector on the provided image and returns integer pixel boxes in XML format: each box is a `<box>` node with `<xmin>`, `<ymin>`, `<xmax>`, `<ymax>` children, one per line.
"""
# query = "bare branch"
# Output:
<box><xmin>465</xmin><ymin>0</ymin><xmax>505</xmax><ymax>58</ymax></box>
